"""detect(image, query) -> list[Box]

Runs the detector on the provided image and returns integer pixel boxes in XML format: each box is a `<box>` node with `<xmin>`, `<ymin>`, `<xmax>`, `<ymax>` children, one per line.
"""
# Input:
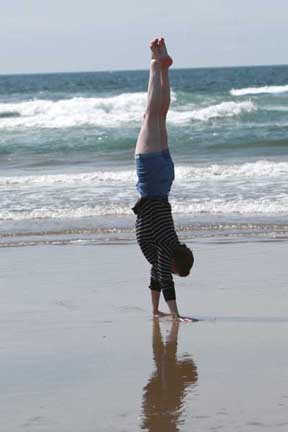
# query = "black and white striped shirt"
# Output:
<box><xmin>133</xmin><ymin>197</ymin><xmax>180</xmax><ymax>301</ymax></box>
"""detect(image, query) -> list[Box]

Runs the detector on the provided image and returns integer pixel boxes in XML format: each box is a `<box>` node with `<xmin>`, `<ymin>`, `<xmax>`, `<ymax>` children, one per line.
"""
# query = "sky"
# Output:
<box><xmin>1</xmin><ymin>0</ymin><xmax>288</xmax><ymax>74</ymax></box>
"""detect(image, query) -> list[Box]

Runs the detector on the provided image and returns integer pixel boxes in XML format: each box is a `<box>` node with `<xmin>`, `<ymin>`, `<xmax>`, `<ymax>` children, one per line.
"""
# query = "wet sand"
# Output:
<box><xmin>1</xmin><ymin>241</ymin><xmax>288</xmax><ymax>431</ymax></box>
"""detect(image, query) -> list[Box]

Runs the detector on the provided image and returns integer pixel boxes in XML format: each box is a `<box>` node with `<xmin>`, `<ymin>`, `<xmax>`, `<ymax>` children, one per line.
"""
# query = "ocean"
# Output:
<box><xmin>1</xmin><ymin>65</ymin><xmax>288</xmax><ymax>247</ymax></box>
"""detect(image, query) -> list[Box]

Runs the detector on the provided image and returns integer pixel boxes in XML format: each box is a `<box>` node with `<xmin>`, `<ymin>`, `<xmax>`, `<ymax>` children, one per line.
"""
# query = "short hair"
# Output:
<box><xmin>173</xmin><ymin>243</ymin><xmax>194</xmax><ymax>277</ymax></box>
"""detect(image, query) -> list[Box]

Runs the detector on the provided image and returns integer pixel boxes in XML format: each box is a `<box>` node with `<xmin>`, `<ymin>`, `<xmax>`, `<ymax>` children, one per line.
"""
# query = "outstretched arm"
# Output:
<box><xmin>156</xmin><ymin>246</ymin><xmax>197</xmax><ymax>322</ymax></box>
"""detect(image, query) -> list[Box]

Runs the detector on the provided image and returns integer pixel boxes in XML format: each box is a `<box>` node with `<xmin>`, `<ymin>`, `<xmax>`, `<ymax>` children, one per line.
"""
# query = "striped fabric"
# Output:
<box><xmin>135</xmin><ymin>198</ymin><xmax>180</xmax><ymax>301</ymax></box>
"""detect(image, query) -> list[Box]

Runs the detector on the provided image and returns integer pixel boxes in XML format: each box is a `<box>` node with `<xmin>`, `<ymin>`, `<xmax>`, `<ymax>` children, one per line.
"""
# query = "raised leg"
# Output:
<box><xmin>135</xmin><ymin>38</ymin><xmax>173</xmax><ymax>155</ymax></box>
<box><xmin>159</xmin><ymin>38</ymin><xmax>172</xmax><ymax>150</ymax></box>
<box><xmin>135</xmin><ymin>57</ymin><xmax>162</xmax><ymax>154</ymax></box>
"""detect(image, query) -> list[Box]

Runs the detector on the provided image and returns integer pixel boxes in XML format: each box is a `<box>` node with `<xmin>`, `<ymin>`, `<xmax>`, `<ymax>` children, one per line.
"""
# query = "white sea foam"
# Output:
<box><xmin>175</xmin><ymin>160</ymin><xmax>288</xmax><ymax>180</ymax></box>
<box><xmin>171</xmin><ymin>196</ymin><xmax>288</xmax><ymax>215</ymax></box>
<box><xmin>0</xmin><ymin>94</ymin><xmax>255</xmax><ymax>129</ymax></box>
<box><xmin>168</xmin><ymin>101</ymin><xmax>256</xmax><ymax>123</ymax></box>
<box><xmin>0</xmin><ymin>205</ymin><xmax>132</xmax><ymax>221</ymax></box>
<box><xmin>1</xmin><ymin>160</ymin><xmax>287</xmax><ymax>188</ymax></box>
<box><xmin>0</xmin><ymin>93</ymin><xmax>147</xmax><ymax>129</ymax></box>
<box><xmin>230</xmin><ymin>85</ymin><xmax>288</xmax><ymax>96</ymax></box>
<box><xmin>1</xmin><ymin>194</ymin><xmax>288</xmax><ymax>222</ymax></box>
<box><xmin>0</xmin><ymin>170</ymin><xmax>136</xmax><ymax>187</ymax></box>
<box><xmin>1</xmin><ymin>159</ymin><xmax>288</xmax><ymax>221</ymax></box>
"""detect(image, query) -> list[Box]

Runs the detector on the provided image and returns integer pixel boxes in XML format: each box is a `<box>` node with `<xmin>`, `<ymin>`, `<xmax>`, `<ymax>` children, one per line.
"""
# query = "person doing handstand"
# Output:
<box><xmin>133</xmin><ymin>38</ymin><xmax>195</xmax><ymax>322</ymax></box>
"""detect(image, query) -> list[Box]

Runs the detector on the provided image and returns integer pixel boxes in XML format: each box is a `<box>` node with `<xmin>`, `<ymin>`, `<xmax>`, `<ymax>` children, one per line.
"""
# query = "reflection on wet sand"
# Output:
<box><xmin>141</xmin><ymin>319</ymin><xmax>198</xmax><ymax>431</ymax></box>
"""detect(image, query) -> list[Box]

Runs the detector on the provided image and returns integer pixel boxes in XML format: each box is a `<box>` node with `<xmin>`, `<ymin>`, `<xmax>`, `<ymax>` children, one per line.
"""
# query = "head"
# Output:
<box><xmin>172</xmin><ymin>243</ymin><xmax>194</xmax><ymax>277</ymax></box>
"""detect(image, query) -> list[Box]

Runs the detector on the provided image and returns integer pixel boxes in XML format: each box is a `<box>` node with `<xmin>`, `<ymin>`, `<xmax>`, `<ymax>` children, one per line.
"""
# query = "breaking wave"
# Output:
<box><xmin>0</xmin><ymin>205</ymin><xmax>132</xmax><ymax>221</ymax></box>
<box><xmin>1</xmin><ymin>159</ymin><xmax>287</xmax><ymax>188</ymax></box>
<box><xmin>168</xmin><ymin>101</ymin><xmax>256</xmax><ymax>123</ymax></box>
<box><xmin>1</xmin><ymin>159</ymin><xmax>288</xmax><ymax>222</ymax></box>
<box><xmin>230</xmin><ymin>84</ymin><xmax>288</xmax><ymax>96</ymax></box>
<box><xmin>171</xmin><ymin>197</ymin><xmax>288</xmax><ymax>215</ymax></box>
<box><xmin>0</xmin><ymin>93</ymin><xmax>147</xmax><ymax>129</ymax></box>
<box><xmin>0</xmin><ymin>94</ymin><xmax>256</xmax><ymax>129</ymax></box>
<box><xmin>175</xmin><ymin>160</ymin><xmax>288</xmax><ymax>179</ymax></box>
<box><xmin>1</xmin><ymin>196</ymin><xmax>288</xmax><ymax>222</ymax></box>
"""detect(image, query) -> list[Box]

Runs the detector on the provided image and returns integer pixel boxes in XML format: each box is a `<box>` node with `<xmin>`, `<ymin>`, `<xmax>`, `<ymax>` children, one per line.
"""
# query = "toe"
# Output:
<box><xmin>150</xmin><ymin>38</ymin><xmax>158</xmax><ymax>48</ymax></box>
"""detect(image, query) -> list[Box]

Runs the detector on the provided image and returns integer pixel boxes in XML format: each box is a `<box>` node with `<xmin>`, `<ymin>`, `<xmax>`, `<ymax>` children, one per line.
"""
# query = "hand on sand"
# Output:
<box><xmin>172</xmin><ymin>313</ymin><xmax>198</xmax><ymax>323</ymax></box>
<box><xmin>153</xmin><ymin>310</ymin><xmax>171</xmax><ymax>318</ymax></box>
<box><xmin>150</xmin><ymin>37</ymin><xmax>173</xmax><ymax>68</ymax></box>
<box><xmin>154</xmin><ymin>311</ymin><xmax>198</xmax><ymax>322</ymax></box>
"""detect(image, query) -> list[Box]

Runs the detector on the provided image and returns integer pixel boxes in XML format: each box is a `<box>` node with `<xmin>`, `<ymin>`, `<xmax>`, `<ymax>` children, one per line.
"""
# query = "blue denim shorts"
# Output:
<box><xmin>135</xmin><ymin>149</ymin><xmax>175</xmax><ymax>197</ymax></box>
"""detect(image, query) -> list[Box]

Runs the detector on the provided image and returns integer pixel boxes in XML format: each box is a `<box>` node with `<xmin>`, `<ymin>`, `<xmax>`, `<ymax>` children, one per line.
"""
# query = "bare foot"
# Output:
<box><xmin>149</xmin><ymin>37</ymin><xmax>173</xmax><ymax>68</ymax></box>
<box><xmin>150</xmin><ymin>38</ymin><xmax>160</xmax><ymax>61</ymax></box>
<box><xmin>158</xmin><ymin>37</ymin><xmax>173</xmax><ymax>68</ymax></box>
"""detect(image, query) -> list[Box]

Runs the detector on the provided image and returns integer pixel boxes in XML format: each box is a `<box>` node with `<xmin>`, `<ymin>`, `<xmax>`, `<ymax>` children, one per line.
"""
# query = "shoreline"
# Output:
<box><xmin>1</xmin><ymin>220</ymin><xmax>288</xmax><ymax>248</ymax></box>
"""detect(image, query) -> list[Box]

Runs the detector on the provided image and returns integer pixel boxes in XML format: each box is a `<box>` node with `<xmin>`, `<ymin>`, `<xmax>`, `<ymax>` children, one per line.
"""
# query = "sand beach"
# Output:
<box><xmin>1</xmin><ymin>239</ymin><xmax>288</xmax><ymax>431</ymax></box>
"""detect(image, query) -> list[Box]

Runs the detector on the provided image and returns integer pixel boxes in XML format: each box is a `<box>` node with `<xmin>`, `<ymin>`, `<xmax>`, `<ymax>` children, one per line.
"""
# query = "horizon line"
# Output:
<box><xmin>1</xmin><ymin>63</ymin><xmax>288</xmax><ymax>77</ymax></box>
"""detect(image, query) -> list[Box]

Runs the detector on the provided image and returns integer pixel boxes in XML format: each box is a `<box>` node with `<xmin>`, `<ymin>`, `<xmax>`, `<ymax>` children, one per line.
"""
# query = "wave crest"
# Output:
<box><xmin>0</xmin><ymin>204</ymin><xmax>132</xmax><ymax>221</ymax></box>
<box><xmin>0</xmin><ymin>94</ymin><xmax>255</xmax><ymax>129</ymax></box>
<box><xmin>172</xmin><ymin>197</ymin><xmax>288</xmax><ymax>215</ymax></box>
<box><xmin>175</xmin><ymin>160</ymin><xmax>288</xmax><ymax>179</ymax></box>
<box><xmin>1</xmin><ymin>195</ymin><xmax>288</xmax><ymax>222</ymax></box>
<box><xmin>168</xmin><ymin>101</ymin><xmax>256</xmax><ymax>123</ymax></box>
<box><xmin>230</xmin><ymin>84</ymin><xmax>288</xmax><ymax>96</ymax></box>
<box><xmin>0</xmin><ymin>169</ymin><xmax>136</xmax><ymax>187</ymax></box>
<box><xmin>1</xmin><ymin>160</ymin><xmax>287</xmax><ymax>188</ymax></box>
<box><xmin>0</xmin><ymin>93</ymin><xmax>148</xmax><ymax>129</ymax></box>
